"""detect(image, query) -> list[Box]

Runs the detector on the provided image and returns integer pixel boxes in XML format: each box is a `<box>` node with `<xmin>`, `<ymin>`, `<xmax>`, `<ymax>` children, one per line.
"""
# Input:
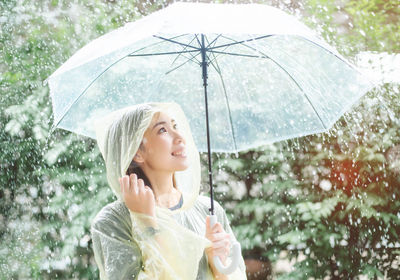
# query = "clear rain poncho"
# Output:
<box><xmin>90</xmin><ymin>102</ymin><xmax>247</xmax><ymax>279</ymax></box>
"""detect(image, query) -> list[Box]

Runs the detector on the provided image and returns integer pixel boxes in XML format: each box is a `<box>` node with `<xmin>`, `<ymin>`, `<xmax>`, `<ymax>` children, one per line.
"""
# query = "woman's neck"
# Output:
<box><xmin>141</xmin><ymin>167</ymin><xmax>181</xmax><ymax>208</ymax></box>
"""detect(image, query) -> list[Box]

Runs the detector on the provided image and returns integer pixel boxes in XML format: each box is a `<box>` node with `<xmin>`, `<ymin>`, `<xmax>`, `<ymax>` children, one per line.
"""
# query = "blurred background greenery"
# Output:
<box><xmin>1</xmin><ymin>0</ymin><xmax>399</xmax><ymax>279</ymax></box>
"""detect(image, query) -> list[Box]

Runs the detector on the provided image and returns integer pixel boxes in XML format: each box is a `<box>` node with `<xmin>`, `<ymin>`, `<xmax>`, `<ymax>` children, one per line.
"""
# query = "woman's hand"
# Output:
<box><xmin>205</xmin><ymin>216</ymin><xmax>231</xmax><ymax>279</ymax></box>
<box><xmin>119</xmin><ymin>173</ymin><xmax>155</xmax><ymax>217</ymax></box>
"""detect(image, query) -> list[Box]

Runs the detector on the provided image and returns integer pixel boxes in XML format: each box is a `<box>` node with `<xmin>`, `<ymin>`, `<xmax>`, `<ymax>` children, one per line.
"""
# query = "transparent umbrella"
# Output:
<box><xmin>47</xmin><ymin>2</ymin><xmax>373</xmax><ymax>274</ymax></box>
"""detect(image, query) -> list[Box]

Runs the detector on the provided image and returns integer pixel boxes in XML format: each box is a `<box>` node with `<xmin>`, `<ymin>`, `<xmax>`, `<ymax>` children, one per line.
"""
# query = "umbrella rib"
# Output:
<box><xmin>202</xmin><ymin>35</ymin><xmax>237</xmax><ymax>151</ymax></box>
<box><xmin>195</xmin><ymin>34</ymin><xmax>202</xmax><ymax>49</ymax></box>
<box><xmin>128</xmin><ymin>49</ymin><xmax>199</xmax><ymax>57</ymax></box>
<box><xmin>185</xmin><ymin>51</ymin><xmax>202</xmax><ymax>65</ymax></box>
<box><xmin>180</xmin><ymin>43</ymin><xmax>202</xmax><ymax>64</ymax></box>
<box><xmin>205</xmin><ymin>36</ymin><xmax>234</xmax><ymax>66</ymax></box>
<box><xmin>165</xmin><ymin>36</ymin><xmax>202</xmax><ymax>75</ymax></box>
<box><xmin>170</xmin><ymin>36</ymin><xmax>200</xmax><ymax>67</ymax></box>
<box><xmin>219</xmin><ymin>35</ymin><xmax>328</xmax><ymax>129</ymax></box>
<box><xmin>165</xmin><ymin>53</ymin><xmax>202</xmax><ymax>75</ymax></box>
<box><xmin>154</xmin><ymin>35</ymin><xmax>200</xmax><ymax>50</ymax></box>
<box><xmin>207</xmin><ymin>50</ymin><xmax>238</xmax><ymax>152</ymax></box>
<box><xmin>206</xmin><ymin>34</ymin><xmax>223</xmax><ymax>49</ymax></box>
<box><xmin>207</xmin><ymin>35</ymin><xmax>273</xmax><ymax>51</ymax></box>
<box><xmin>208</xmin><ymin>50</ymin><xmax>266</xmax><ymax>59</ymax></box>
<box><xmin>196</xmin><ymin>34</ymin><xmax>212</xmax><ymax>64</ymax></box>
<box><xmin>127</xmin><ymin>33</ymin><xmax>192</xmax><ymax>56</ymax></box>
<box><xmin>195</xmin><ymin>34</ymin><xmax>212</xmax><ymax>63</ymax></box>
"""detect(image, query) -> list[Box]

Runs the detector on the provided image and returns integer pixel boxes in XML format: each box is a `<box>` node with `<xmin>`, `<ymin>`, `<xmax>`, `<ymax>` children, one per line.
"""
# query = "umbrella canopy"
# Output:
<box><xmin>47</xmin><ymin>2</ymin><xmax>373</xmax><ymax>154</ymax></box>
<box><xmin>47</xmin><ymin>3</ymin><xmax>374</xmax><ymax>274</ymax></box>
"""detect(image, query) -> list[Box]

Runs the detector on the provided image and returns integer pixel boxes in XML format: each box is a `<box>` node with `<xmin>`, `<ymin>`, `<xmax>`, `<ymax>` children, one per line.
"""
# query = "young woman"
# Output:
<box><xmin>91</xmin><ymin>102</ymin><xmax>247</xmax><ymax>279</ymax></box>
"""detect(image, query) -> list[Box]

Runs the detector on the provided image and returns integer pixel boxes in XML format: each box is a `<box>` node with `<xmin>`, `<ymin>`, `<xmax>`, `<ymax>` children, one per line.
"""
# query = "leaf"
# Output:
<box><xmin>5</xmin><ymin>119</ymin><xmax>22</xmax><ymax>136</ymax></box>
<box><xmin>277</xmin><ymin>231</ymin><xmax>305</xmax><ymax>245</ymax></box>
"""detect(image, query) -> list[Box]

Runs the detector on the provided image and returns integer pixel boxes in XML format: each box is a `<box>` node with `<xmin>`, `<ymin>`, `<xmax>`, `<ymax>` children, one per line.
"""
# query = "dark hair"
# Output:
<box><xmin>126</xmin><ymin>160</ymin><xmax>152</xmax><ymax>189</ymax></box>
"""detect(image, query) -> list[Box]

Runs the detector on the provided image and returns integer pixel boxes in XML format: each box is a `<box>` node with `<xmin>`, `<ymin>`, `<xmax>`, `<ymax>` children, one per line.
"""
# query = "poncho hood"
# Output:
<box><xmin>94</xmin><ymin>102</ymin><xmax>201</xmax><ymax>212</ymax></box>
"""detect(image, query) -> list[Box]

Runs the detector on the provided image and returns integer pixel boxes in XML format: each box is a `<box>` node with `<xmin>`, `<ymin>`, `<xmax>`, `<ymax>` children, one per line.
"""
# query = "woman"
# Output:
<box><xmin>91</xmin><ymin>102</ymin><xmax>247</xmax><ymax>279</ymax></box>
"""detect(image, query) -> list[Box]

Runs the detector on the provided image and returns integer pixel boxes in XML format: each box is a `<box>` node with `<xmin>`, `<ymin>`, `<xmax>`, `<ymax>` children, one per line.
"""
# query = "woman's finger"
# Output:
<box><xmin>208</xmin><ymin>245</ymin><xmax>230</xmax><ymax>259</ymax></box>
<box><xmin>208</xmin><ymin>232</ymin><xmax>230</xmax><ymax>242</ymax></box>
<box><xmin>120</xmin><ymin>178</ymin><xmax>126</xmax><ymax>195</ymax></box>
<box><xmin>211</xmin><ymin>222</ymin><xmax>224</xmax><ymax>233</ymax></box>
<box><xmin>205</xmin><ymin>216</ymin><xmax>211</xmax><ymax>232</ymax></box>
<box><xmin>130</xmin><ymin>173</ymin><xmax>138</xmax><ymax>194</ymax></box>
<box><xmin>137</xmin><ymin>178</ymin><xmax>145</xmax><ymax>194</ymax></box>
<box><xmin>144</xmin><ymin>186</ymin><xmax>154</xmax><ymax>201</ymax></box>
<box><xmin>205</xmin><ymin>217</ymin><xmax>222</xmax><ymax>233</ymax></box>
<box><xmin>213</xmin><ymin>244</ymin><xmax>230</xmax><ymax>253</ymax></box>
<box><xmin>144</xmin><ymin>185</ymin><xmax>153</xmax><ymax>195</ymax></box>
<box><xmin>212</xmin><ymin>239</ymin><xmax>231</xmax><ymax>249</ymax></box>
<box><xmin>122</xmin><ymin>175</ymin><xmax>130</xmax><ymax>192</ymax></box>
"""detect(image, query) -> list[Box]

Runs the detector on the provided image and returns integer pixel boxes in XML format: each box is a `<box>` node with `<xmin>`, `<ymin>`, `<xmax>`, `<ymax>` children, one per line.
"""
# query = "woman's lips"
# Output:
<box><xmin>172</xmin><ymin>149</ymin><xmax>187</xmax><ymax>158</ymax></box>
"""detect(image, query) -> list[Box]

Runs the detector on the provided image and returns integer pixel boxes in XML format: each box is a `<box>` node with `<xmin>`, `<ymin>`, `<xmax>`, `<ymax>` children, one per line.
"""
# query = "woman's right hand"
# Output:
<box><xmin>205</xmin><ymin>216</ymin><xmax>230</xmax><ymax>279</ymax></box>
<box><xmin>119</xmin><ymin>173</ymin><xmax>155</xmax><ymax>217</ymax></box>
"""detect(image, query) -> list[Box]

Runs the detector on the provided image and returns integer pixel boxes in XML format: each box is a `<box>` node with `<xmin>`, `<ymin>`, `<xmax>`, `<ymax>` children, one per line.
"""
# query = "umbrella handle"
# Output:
<box><xmin>209</xmin><ymin>215</ymin><xmax>241</xmax><ymax>275</ymax></box>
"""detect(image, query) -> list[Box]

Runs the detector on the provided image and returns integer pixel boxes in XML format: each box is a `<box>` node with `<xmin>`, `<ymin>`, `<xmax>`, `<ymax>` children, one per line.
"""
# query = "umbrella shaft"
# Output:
<box><xmin>200</xmin><ymin>34</ymin><xmax>215</xmax><ymax>216</ymax></box>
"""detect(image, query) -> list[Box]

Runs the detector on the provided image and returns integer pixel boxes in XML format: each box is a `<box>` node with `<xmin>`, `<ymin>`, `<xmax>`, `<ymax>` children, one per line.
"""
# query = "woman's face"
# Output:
<box><xmin>136</xmin><ymin>111</ymin><xmax>189</xmax><ymax>172</ymax></box>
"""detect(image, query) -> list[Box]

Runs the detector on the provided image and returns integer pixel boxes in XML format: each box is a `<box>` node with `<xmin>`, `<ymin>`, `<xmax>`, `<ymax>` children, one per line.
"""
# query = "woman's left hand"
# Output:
<box><xmin>205</xmin><ymin>216</ymin><xmax>231</xmax><ymax>278</ymax></box>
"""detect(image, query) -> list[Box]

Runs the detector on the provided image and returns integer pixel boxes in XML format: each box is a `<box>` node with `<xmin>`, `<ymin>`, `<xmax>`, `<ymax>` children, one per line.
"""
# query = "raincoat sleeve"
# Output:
<box><xmin>214</xmin><ymin>200</ymin><xmax>247</xmax><ymax>280</ymax></box>
<box><xmin>90</xmin><ymin>202</ymin><xmax>142</xmax><ymax>280</ymax></box>
<box><xmin>91</xmin><ymin>200</ymin><xmax>211</xmax><ymax>280</ymax></box>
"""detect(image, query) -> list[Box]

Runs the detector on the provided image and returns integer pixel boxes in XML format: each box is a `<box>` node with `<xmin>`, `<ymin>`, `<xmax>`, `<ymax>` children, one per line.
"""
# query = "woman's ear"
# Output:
<box><xmin>133</xmin><ymin>151</ymin><xmax>145</xmax><ymax>164</ymax></box>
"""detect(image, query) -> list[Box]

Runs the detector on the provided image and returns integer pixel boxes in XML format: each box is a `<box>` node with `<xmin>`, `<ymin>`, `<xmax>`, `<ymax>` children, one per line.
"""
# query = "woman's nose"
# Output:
<box><xmin>173</xmin><ymin>131</ymin><xmax>185</xmax><ymax>145</ymax></box>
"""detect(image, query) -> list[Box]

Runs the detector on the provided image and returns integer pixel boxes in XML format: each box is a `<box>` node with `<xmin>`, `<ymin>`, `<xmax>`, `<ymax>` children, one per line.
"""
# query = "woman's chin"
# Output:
<box><xmin>173</xmin><ymin>160</ymin><xmax>190</xmax><ymax>171</ymax></box>
<box><xmin>176</xmin><ymin>163</ymin><xmax>190</xmax><ymax>171</ymax></box>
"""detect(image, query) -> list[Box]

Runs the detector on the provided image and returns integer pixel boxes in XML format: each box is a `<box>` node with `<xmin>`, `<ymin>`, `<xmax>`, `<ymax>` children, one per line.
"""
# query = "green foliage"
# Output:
<box><xmin>304</xmin><ymin>0</ymin><xmax>400</xmax><ymax>56</ymax></box>
<box><xmin>1</xmin><ymin>0</ymin><xmax>399</xmax><ymax>279</ymax></box>
<box><xmin>216</xmin><ymin>85</ymin><xmax>400</xmax><ymax>279</ymax></box>
<box><xmin>0</xmin><ymin>0</ymin><xmax>167</xmax><ymax>278</ymax></box>
<box><xmin>214</xmin><ymin>2</ymin><xmax>400</xmax><ymax>278</ymax></box>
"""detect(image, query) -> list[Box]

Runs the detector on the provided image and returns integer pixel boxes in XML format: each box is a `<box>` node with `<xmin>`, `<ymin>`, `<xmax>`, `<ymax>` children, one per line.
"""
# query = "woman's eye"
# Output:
<box><xmin>158</xmin><ymin>127</ymin><xmax>167</xmax><ymax>133</ymax></box>
<box><xmin>173</xmin><ymin>124</ymin><xmax>178</xmax><ymax>130</ymax></box>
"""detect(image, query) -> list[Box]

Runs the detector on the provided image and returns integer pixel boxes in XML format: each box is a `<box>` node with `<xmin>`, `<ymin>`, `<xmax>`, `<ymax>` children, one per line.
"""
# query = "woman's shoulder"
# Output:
<box><xmin>92</xmin><ymin>199</ymin><xmax>127</xmax><ymax>221</ymax></box>
<box><xmin>193</xmin><ymin>194</ymin><xmax>225</xmax><ymax>215</ymax></box>
<box><xmin>192</xmin><ymin>195</ymin><xmax>232</xmax><ymax>233</ymax></box>
<box><xmin>91</xmin><ymin>200</ymin><xmax>132</xmax><ymax>238</ymax></box>
<box><xmin>196</xmin><ymin>194</ymin><xmax>224</xmax><ymax>207</ymax></box>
